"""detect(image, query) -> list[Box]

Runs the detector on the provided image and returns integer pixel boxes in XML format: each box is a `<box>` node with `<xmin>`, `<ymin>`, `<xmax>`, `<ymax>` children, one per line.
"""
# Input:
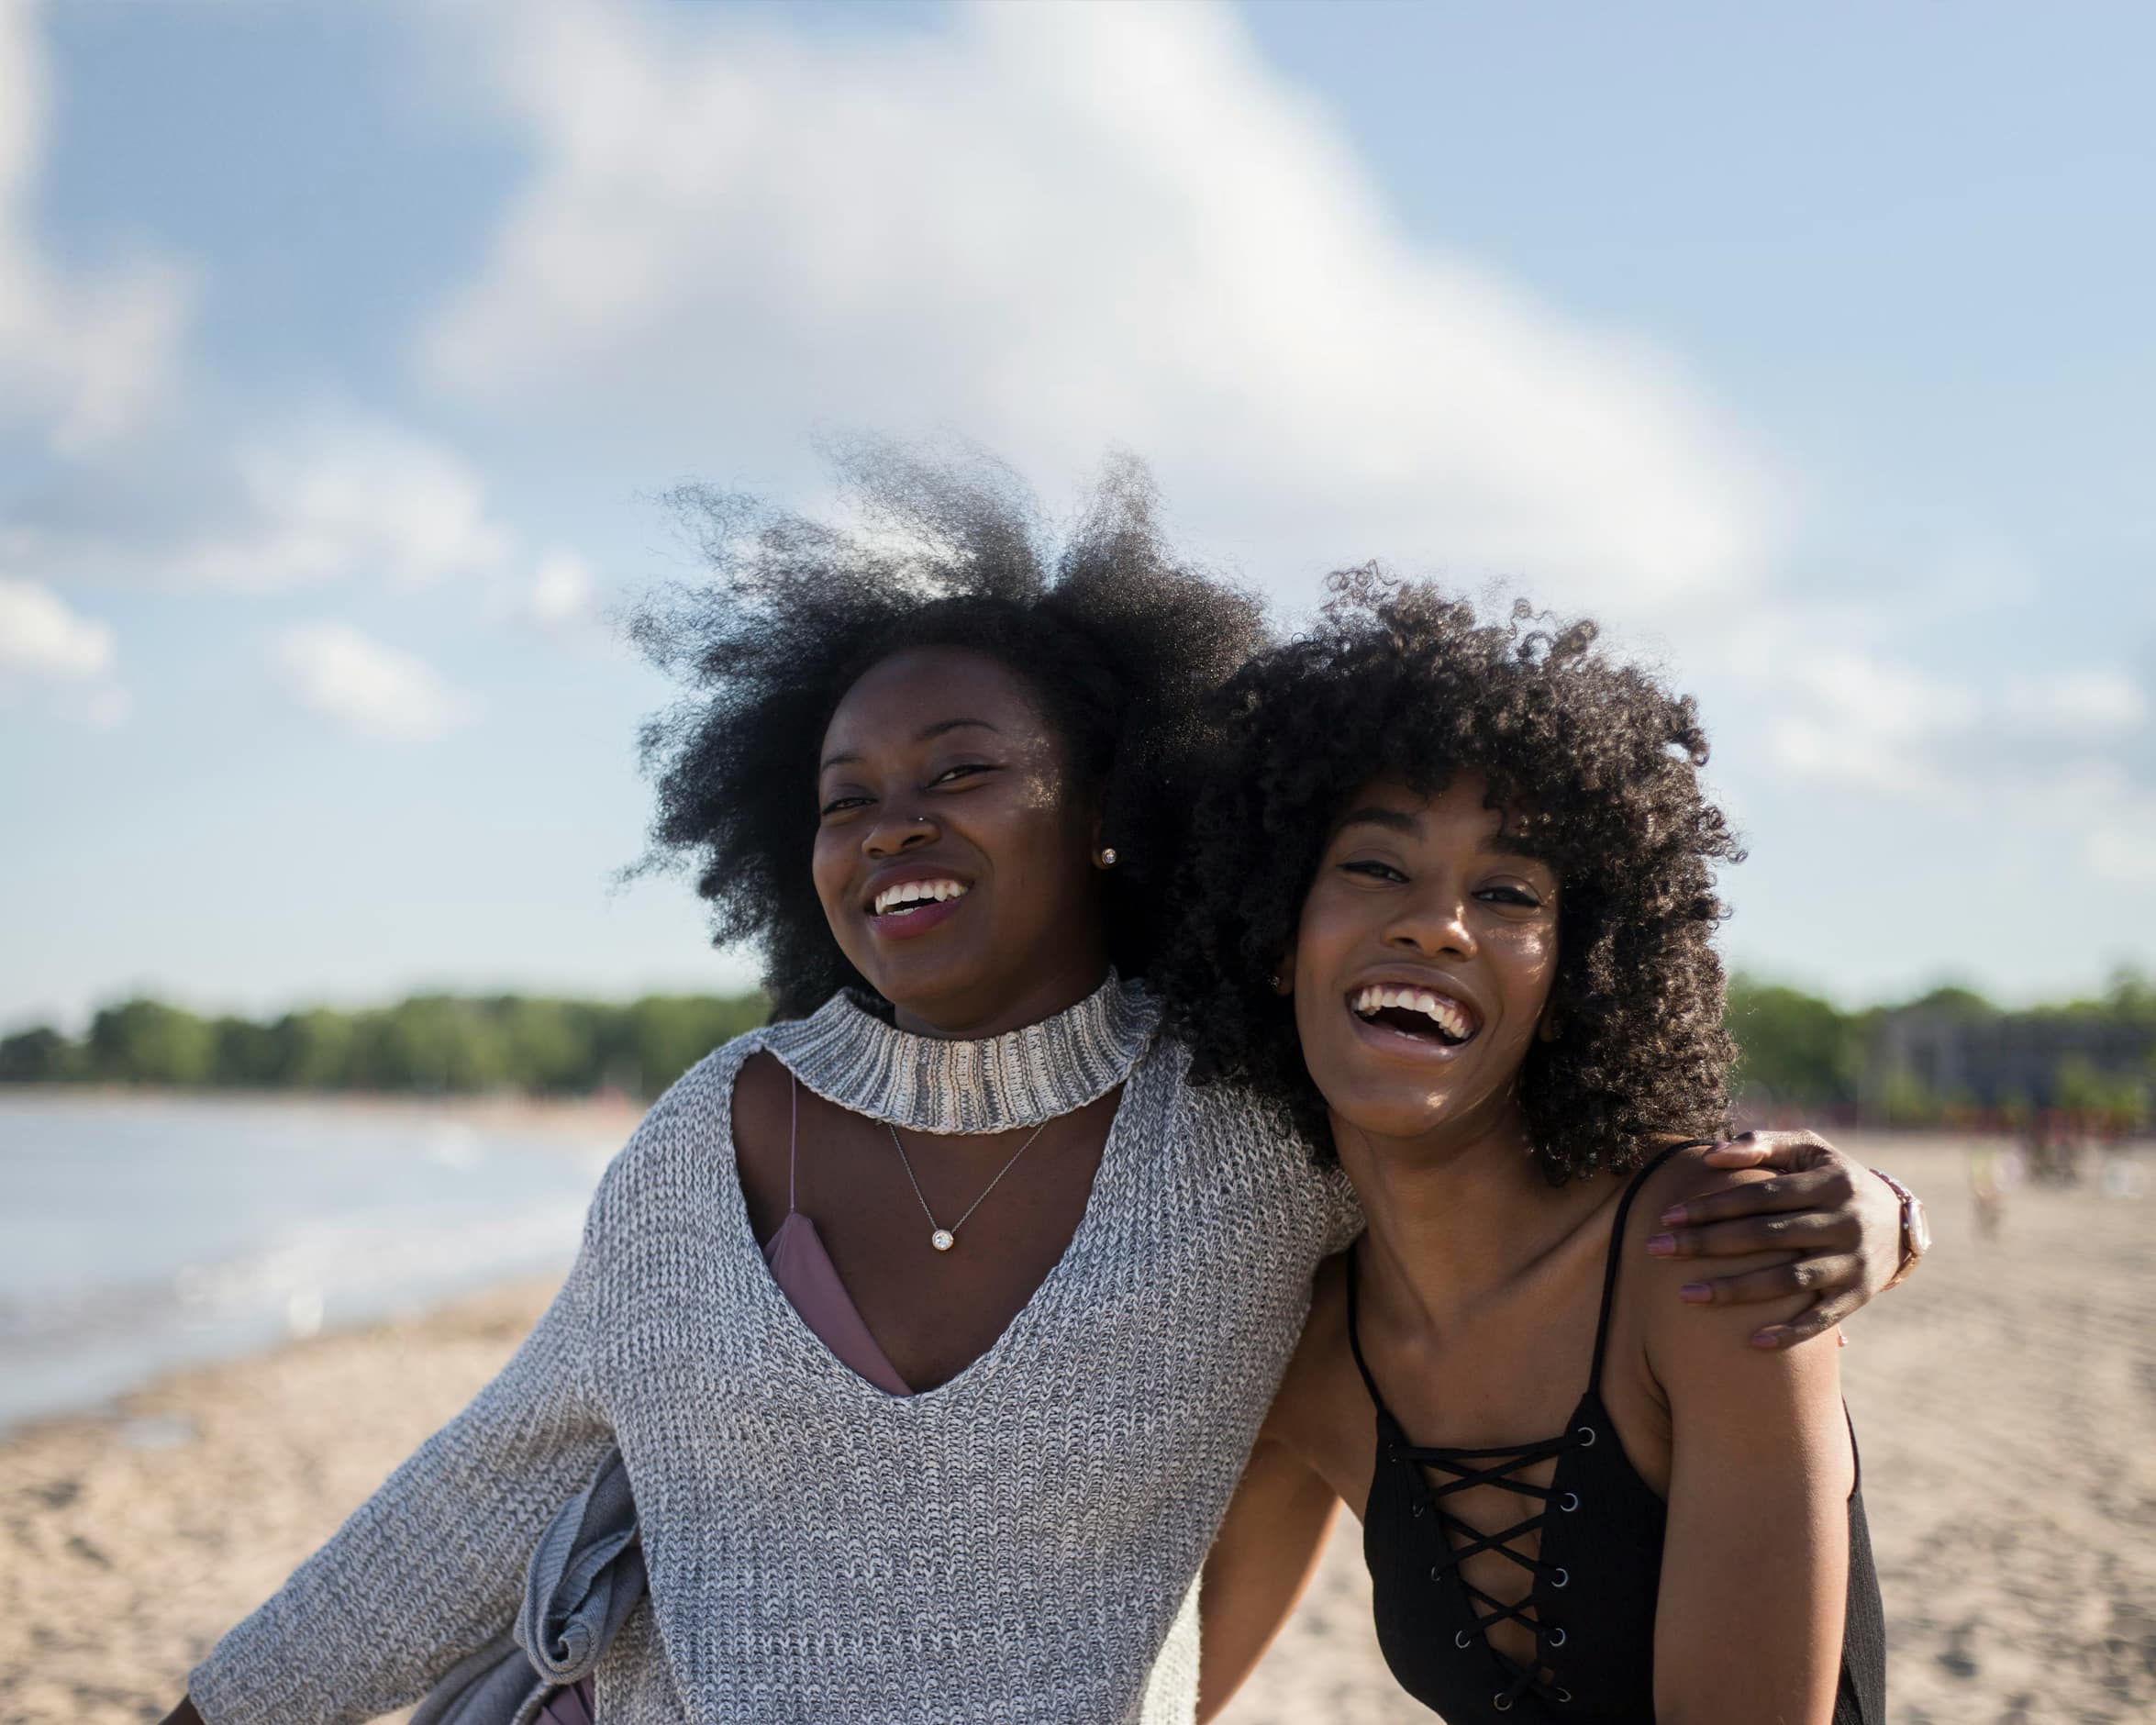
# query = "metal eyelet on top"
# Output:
<box><xmin>1455</xmin><ymin>1629</ymin><xmax>1474</xmax><ymax>1649</ymax></box>
<box><xmin>1560</xmin><ymin>1491</ymin><xmax>1580</xmax><ymax>1512</ymax></box>
<box><xmin>1547</xmin><ymin>1626</ymin><xmax>1568</xmax><ymax>1648</ymax></box>
<box><xmin>1558</xmin><ymin>1689</ymin><xmax>1573</xmax><ymax>1704</ymax></box>
<box><xmin>1493</xmin><ymin>1697</ymin><xmax>1513</xmax><ymax>1714</ymax></box>
<box><xmin>1412</xmin><ymin>1502</ymin><xmax>1425</xmax><ymax>1518</ymax></box>
<box><xmin>1550</xmin><ymin>1566</ymin><xmax>1570</xmax><ymax>1588</ymax></box>
<box><xmin>1576</xmin><ymin>1425</ymin><xmax>1597</xmax><ymax>1447</ymax></box>
<box><xmin>1430</xmin><ymin>1564</ymin><xmax>1445</xmax><ymax>1583</ymax></box>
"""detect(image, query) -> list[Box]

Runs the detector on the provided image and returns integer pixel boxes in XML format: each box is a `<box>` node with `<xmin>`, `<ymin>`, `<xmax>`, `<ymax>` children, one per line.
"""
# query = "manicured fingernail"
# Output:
<box><xmin>1659</xmin><ymin>1206</ymin><xmax>1686</xmax><ymax>1226</ymax></box>
<box><xmin>1750</xmin><ymin>1329</ymin><xmax>1782</xmax><ymax>1348</ymax></box>
<box><xmin>1647</xmin><ymin>1233</ymin><xmax>1676</xmax><ymax>1255</ymax></box>
<box><xmin>1679</xmin><ymin>1282</ymin><xmax>1712</xmax><ymax>1303</ymax></box>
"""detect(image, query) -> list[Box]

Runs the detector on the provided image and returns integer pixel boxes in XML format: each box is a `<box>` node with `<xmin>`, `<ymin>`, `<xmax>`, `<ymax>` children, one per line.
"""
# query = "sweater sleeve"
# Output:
<box><xmin>185</xmin><ymin>1186</ymin><xmax>617</xmax><ymax>1725</ymax></box>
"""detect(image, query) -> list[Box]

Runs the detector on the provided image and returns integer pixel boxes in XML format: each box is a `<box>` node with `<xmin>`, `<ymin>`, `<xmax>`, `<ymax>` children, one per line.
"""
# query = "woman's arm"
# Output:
<box><xmin>1196</xmin><ymin>1436</ymin><xmax>1341</xmax><ymax>1722</ymax></box>
<box><xmin>1651</xmin><ymin>1130</ymin><xmax>1915</xmax><ymax>1346</ymax></box>
<box><xmin>1643</xmin><ymin>1169</ymin><xmax>1858</xmax><ymax>1724</ymax></box>
<box><xmin>178</xmin><ymin>1172</ymin><xmax>619</xmax><ymax>1725</ymax></box>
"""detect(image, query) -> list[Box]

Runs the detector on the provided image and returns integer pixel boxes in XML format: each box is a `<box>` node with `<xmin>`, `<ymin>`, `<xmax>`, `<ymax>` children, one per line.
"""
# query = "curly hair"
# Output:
<box><xmin>1154</xmin><ymin>566</ymin><xmax>1742</xmax><ymax>1182</ymax></box>
<box><xmin>631</xmin><ymin>440</ymin><xmax>1266</xmax><ymax>1019</ymax></box>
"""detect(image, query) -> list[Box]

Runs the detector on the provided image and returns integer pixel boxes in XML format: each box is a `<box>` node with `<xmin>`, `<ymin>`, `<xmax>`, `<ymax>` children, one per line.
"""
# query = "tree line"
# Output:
<box><xmin>1728</xmin><ymin>967</ymin><xmax>2155</xmax><ymax>1130</ymax></box>
<box><xmin>2</xmin><ymin>969</ymin><xmax>2151</xmax><ymax>1123</ymax></box>
<box><xmin>0</xmin><ymin>993</ymin><xmax>769</xmax><ymax>1103</ymax></box>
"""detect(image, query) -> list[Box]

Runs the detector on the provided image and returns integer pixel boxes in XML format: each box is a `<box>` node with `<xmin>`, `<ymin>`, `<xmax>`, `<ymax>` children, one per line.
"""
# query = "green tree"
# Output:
<box><xmin>0</xmin><ymin>1026</ymin><xmax>82</xmax><ymax>1082</ymax></box>
<box><xmin>1725</xmin><ymin>976</ymin><xmax>1858</xmax><ymax>1107</ymax></box>
<box><xmin>87</xmin><ymin>999</ymin><xmax>216</xmax><ymax>1085</ymax></box>
<box><xmin>617</xmin><ymin>994</ymin><xmax>769</xmax><ymax>1096</ymax></box>
<box><xmin>495</xmin><ymin>996</ymin><xmax>605</xmax><ymax>1093</ymax></box>
<box><xmin>1901</xmin><ymin>984</ymin><xmax>1997</xmax><ymax>1017</ymax></box>
<box><xmin>349</xmin><ymin>996</ymin><xmax>510</xmax><ymax>1092</ymax></box>
<box><xmin>265</xmin><ymin>1008</ymin><xmax>357</xmax><ymax>1088</ymax></box>
<box><xmin>212</xmin><ymin>1016</ymin><xmax>284</xmax><ymax>1085</ymax></box>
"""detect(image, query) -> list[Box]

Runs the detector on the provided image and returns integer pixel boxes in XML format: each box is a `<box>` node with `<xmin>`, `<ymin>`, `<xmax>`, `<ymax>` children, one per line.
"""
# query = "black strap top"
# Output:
<box><xmin>1348</xmin><ymin>1143</ymin><xmax>1886</xmax><ymax>1722</ymax></box>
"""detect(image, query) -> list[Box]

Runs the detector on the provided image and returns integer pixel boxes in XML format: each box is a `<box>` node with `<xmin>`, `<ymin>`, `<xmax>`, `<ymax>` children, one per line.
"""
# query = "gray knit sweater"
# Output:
<box><xmin>188</xmin><ymin>978</ymin><xmax>1359</xmax><ymax>1725</ymax></box>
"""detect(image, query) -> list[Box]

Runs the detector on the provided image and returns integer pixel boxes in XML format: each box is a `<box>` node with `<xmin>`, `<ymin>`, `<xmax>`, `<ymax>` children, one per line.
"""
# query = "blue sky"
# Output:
<box><xmin>3</xmin><ymin>0</ymin><xmax>2150</xmax><ymax>1031</ymax></box>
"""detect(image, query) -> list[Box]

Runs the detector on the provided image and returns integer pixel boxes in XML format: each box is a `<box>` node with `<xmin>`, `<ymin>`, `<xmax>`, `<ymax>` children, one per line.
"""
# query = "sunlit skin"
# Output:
<box><xmin>1197</xmin><ymin>772</ymin><xmax>1858</xmax><ymax>1722</ymax></box>
<box><xmin>812</xmin><ymin>646</ymin><xmax>1109</xmax><ymax>1039</ymax></box>
<box><xmin>731</xmin><ymin>646</ymin><xmax>1121</xmax><ymax>1393</ymax></box>
<box><xmin>1288</xmin><ymin>773</ymin><xmax>1563</xmax><ymax>1156</ymax></box>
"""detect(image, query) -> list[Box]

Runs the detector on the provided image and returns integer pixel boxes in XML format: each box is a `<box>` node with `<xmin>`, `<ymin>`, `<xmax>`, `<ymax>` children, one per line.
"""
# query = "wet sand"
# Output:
<box><xmin>4</xmin><ymin>1136</ymin><xmax>2149</xmax><ymax>1724</ymax></box>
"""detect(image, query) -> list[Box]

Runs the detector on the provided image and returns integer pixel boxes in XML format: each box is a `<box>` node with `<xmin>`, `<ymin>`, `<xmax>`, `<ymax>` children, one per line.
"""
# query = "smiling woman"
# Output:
<box><xmin>629</xmin><ymin>440</ymin><xmax>1248</xmax><ymax>1024</ymax></box>
<box><xmin>813</xmin><ymin>647</ymin><xmax>1110</xmax><ymax>1034</ymax></box>
<box><xmin>1161</xmin><ymin>562</ymin><xmax>1742</xmax><ymax>1186</ymax></box>
<box><xmin>1161</xmin><ymin>573</ymin><xmax>1888</xmax><ymax>1723</ymax></box>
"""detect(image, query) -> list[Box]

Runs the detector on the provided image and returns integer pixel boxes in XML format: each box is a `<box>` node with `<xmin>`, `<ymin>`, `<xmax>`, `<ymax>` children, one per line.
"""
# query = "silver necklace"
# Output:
<box><xmin>885</xmin><ymin>1118</ymin><xmax>1051</xmax><ymax>1253</ymax></box>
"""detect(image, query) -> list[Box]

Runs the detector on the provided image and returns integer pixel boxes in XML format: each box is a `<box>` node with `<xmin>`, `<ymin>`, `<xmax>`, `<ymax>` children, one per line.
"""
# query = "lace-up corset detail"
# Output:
<box><xmin>1384</xmin><ymin>1420</ymin><xmax>1593</xmax><ymax>1710</ymax></box>
<box><xmin>1350</xmin><ymin>1143</ymin><xmax>1887</xmax><ymax>1724</ymax></box>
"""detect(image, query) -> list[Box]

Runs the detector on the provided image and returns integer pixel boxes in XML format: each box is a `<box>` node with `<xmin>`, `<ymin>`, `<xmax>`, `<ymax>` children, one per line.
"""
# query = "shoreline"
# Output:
<box><xmin>5</xmin><ymin>1135</ymin><xmax>2151</xmax><ymax>1721</ymax></box>
<box><xmin>0</xmin><ymin>1081</ymin><xmax>649</xmax><ymax>1145</ymax></box>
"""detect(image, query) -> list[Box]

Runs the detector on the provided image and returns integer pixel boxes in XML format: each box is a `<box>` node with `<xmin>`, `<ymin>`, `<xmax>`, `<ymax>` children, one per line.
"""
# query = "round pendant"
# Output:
<box><xmin>930</xmin><ymin>1228</ymin><xmax>955</xmax><ymax>1252</ymax></box>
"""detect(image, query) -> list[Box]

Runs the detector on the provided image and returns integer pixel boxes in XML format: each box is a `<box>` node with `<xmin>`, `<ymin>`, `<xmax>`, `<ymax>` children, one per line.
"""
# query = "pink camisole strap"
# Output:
<box><xmin>763</xmin><ymin>1073</ymin><xmax>914</xmax><ymax>1397</ymax></box>
<box><xmin>762</xmin><ymin>1211</ymin><xmax>912</xmax><ymax>1396</ymax></box>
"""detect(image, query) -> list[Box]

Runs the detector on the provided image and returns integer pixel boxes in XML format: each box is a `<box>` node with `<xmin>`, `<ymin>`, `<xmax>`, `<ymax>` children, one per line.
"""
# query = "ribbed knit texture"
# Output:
<box><xmin>187</xmin><ymin>979</ymin><xmax>1361</xmax><ymax>1725</ymax></box>
<box><xmin>776</xmin><ymin>972</ymin><xmax>1157</xmax><ymax>1134</ymax></box>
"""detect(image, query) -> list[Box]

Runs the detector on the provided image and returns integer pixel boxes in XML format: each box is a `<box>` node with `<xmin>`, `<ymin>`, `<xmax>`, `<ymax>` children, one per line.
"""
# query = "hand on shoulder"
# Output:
<box><xmin>1631</xmin><ymin>1144</ymin><xmax>1828</xmax><ymax>1361</ymax></box>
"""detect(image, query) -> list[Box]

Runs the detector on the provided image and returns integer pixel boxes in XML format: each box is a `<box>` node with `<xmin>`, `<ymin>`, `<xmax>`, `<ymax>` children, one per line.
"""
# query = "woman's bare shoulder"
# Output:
<box><xmin>1263</xmin><ymin>1252</ymin><xmax>1359</xmax><ymax>1451</ymax></box>
<box><xmin>1626</xmin><ymin>1143</ymin><xmax>1824</xmax><ymax>1363</ymax></box>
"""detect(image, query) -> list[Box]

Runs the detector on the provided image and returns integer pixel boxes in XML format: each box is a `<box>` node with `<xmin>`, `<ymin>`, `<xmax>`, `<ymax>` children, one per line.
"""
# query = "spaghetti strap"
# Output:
<box><xmin>1342</xmin><ymin>1243</ymin><xmax>1390</xmax><ymax>1415</ymax></box>
<box><xmin>1586</xmin><ymin>1139</ymin><xmax>1715</xmax><ymax>1398</ymax></box>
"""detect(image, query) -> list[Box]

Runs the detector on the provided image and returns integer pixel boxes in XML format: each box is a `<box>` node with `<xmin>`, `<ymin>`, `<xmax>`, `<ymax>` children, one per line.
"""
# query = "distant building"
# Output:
<box><xmin>1863</xmin><ymin>1004</ymin><xmax>2154</xmax><ymax>1117</ymax></box>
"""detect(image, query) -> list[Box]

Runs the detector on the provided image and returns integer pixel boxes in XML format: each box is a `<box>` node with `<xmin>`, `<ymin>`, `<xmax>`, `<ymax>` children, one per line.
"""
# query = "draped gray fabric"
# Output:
<box><xmin>409</xmin><ymin>1450</ymin><xmax>644</xmax><ymax>1725</ymax></box>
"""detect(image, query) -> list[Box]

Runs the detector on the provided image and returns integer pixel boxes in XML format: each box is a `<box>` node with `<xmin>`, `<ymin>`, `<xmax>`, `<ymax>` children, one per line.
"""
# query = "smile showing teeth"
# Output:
<box><xmin>872</xmin><ymin>878</ymin><xmax>969</xmax><ymax>917</ymax></box>
<box><xmin>1350</xmin><ymin>984</ymin><xmax>1474</xmax><ymax>1044</ymax></box>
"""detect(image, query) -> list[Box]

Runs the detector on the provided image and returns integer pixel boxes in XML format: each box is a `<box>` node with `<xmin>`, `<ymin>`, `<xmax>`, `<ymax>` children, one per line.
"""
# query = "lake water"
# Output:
<box><xmin>0</xmin><ymin>1094</ymin><xmax>621</xmax><ymax>1432</ymax></box>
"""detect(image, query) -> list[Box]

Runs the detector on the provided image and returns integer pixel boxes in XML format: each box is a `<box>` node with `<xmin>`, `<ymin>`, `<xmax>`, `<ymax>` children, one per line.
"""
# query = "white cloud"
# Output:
<box><xmin>2089</xmin><ymin>824</ymin><xmax>2156</xmax><ymax>886</ymax></box>
<box><xmin>0</xmin><ymin>575</ymin><xmax>112</xmax><ymax>677</ymax></box>
<box><xmin>523</xmin><ymin>547</ymin><xmax>596</xmax><ymax>626</ymax></box>
<box><xmin>269</xmin><ymin>622</ymin><xmax>477</xmax><ymax>741</ymax></box>
<box><xmin>1764</xmin><ymin>647</ymin><xmax>1978</xmax><ymax>801</ymax></box>
<box><xmin>1789</xmin><ymin>651</ymin><xmax>1978</xmax><ymax>741</ymax></box>
<box><xmin>169</xmin><ymin>421</ymin><xmax>514</xmax><ymax>591</ymax></box>
<box><xmin>2028</xmin><ymin>765</ymin><xmax>2156</xmax><ymax>888</ymax></box>
<box><xmin>2006</xmin><ymin>669</ymin><xmax>2147</xmax><ymax>738</ymax></box>
<box><xmin>0</xmin><ymin>0</ymin><xmax>191</xmax><ymax>450</ymax></box>
<box><xmin>3</xmin><ymin>417</ymin><xmax>517</xmax><ymax>594</ymax></box>
<box><xmin>417</xmin><ymin>0</ymin><xmax>1774</xmax><ymax>612</ymax></box>
<box><xmin>0</xmin><ymin>574</ymin><xmax>127</xmax><ymax>727</ymax></box>
<box><xmin>1747</xmin><ymin>629</ymin><xmax>2155</xmax><ymax>892</ymax></box>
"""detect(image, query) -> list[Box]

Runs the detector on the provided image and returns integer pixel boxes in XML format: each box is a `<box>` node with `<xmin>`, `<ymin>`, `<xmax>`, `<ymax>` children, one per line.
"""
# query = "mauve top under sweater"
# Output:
<box><xmin>188</xmin><ymin>976</ymin><xmax>1361</xmax><ymax>1725</ymax></box>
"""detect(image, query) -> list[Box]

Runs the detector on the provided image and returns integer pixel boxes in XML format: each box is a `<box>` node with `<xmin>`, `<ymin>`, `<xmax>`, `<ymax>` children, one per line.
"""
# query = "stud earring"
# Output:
<box><xmin>1095</xmin><ymin>847</ymin><xmax>1118</xmax><ymax>868</ymax></box>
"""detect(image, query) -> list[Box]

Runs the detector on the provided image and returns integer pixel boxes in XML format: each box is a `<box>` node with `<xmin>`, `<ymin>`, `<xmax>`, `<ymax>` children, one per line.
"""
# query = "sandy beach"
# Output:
<box><xmin>4</xmin><ymin>1135</ymin><xmax>2150</xmax><ymax>1724</ymax></box>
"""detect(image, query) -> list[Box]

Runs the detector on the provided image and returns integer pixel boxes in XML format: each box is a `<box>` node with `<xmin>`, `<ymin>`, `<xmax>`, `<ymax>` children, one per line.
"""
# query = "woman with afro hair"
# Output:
<box><xmin>1177</xmin><ymin>571</ymin><xmax>1890</xmax><ymax>1723</ymax></box>
<box><xmin>171</xmin><ymin>452</ymin><xmax>1907</xmax><ymax>1725</ymax></box>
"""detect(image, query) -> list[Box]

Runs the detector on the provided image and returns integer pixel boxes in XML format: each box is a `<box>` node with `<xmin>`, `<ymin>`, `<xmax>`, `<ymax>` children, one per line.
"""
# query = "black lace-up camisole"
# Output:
<box><xmin>1349</xmin><ymin>1143</ymin><xmax>1886</xmax><ymax>1722</ymax></box>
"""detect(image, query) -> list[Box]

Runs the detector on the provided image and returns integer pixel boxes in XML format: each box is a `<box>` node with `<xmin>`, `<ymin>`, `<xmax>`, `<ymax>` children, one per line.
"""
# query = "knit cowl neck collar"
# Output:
<box><xmin>761</xmin><ymin>970</ymin><xmax>1158</xmax><ymax>1135</ymax></box>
